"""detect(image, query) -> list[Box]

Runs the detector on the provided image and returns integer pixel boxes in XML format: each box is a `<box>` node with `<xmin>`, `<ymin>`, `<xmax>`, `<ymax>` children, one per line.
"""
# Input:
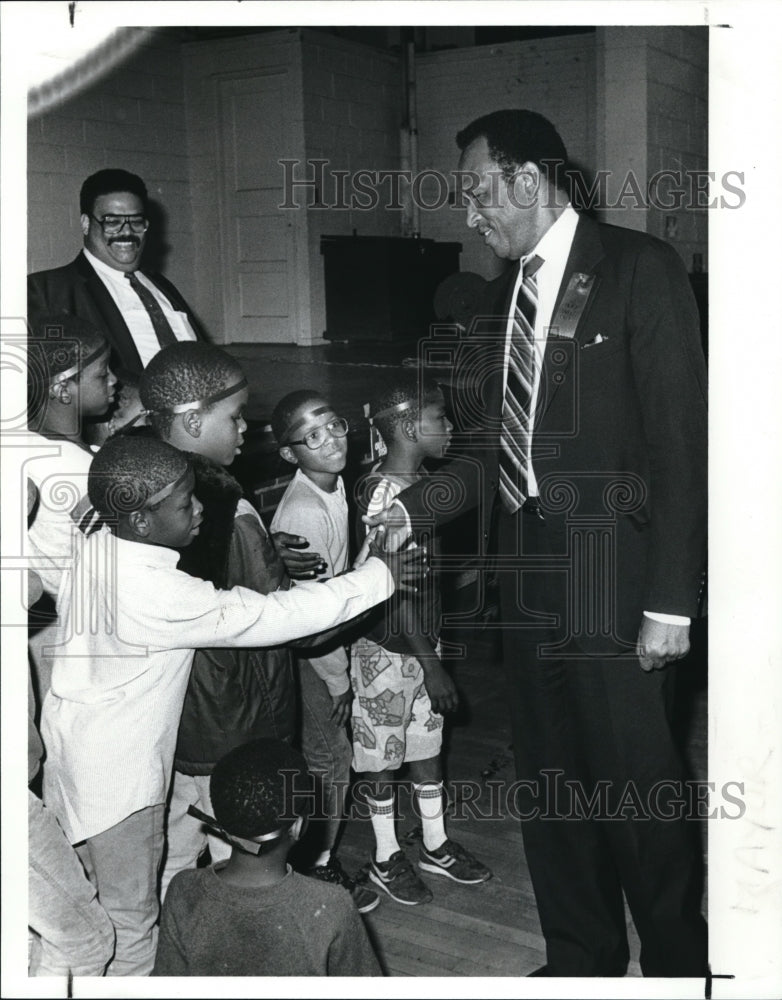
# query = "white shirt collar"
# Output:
<box><xmin>521</xmin><ymin>204</ymin><xmax>580</xmax><ymax>272</ymax></box>
<box><xmin>83</xmin><ymin>246</ymin><xmax>137</xmax><ymax>283</ymax></box>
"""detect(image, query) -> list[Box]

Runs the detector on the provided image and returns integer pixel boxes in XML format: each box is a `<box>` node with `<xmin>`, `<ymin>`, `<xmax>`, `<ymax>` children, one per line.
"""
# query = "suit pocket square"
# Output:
<box><xmin>582</xmin><ymin>333</ymin><xmax>609</xmax><ymax>349</ymax></box>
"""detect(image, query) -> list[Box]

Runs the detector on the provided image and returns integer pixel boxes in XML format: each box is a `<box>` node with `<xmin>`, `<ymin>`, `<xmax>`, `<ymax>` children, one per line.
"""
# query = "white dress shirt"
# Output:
<box><xmin>41</xmin><ymin>529</ymin><xmax>393</xmax><ymax>843</ymax></box>
<box><xmin>501</xmin><ymin>205</ymin><xmax>687</xmax><ymax>627</ymax></box>
<box><xmin>83</xmin><ymin>248</ymin><xmax>197</xmax><ymax>367</ymax></box>
<box><xmin>502</xmin><ymin>204</ymin><xmax>581</xmax><ymax>499</ymax></box>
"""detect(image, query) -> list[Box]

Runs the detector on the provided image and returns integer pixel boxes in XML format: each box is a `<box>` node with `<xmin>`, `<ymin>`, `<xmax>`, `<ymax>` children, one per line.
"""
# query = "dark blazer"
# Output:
<box><xmin>401</xmin><ymin>214</ymin><xmax>707</xmax><ymax>647</ymax></box>
<box><xmin>27</xmin><ymin>251</ymin><xmax>204</xmax><ymax>377</ymax></box>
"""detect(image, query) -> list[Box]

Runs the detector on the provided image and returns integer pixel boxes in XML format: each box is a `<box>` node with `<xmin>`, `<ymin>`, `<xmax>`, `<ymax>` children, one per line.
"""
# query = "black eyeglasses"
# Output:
<box><xmin>90</xmin><ymin>214</ymin><xmax>149</xmax><ymax>235</ymax></box>
<box><xmin>286</xmin><ymin>417</ymin><xmax>349</xmax><ymax>450</ymax></box>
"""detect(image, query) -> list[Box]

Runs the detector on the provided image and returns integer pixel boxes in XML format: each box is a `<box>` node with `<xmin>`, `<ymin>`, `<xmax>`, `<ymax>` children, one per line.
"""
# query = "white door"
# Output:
<box><xmin>217</xmin><ymin>71</ymin><xmax>300</xmax><ymax>342</ymax></box>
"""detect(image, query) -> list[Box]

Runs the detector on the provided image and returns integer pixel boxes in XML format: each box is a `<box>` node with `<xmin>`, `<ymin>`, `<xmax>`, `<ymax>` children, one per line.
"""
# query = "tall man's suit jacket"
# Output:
<box><xmin>28</xmin><ymin>251</ymin><xmax>204</xmax><ymax>377</ymax></box>
<box><xmin>399</xmin><ymin>214</ymin><xmax>707</xmax><ymax>650</ymax></box>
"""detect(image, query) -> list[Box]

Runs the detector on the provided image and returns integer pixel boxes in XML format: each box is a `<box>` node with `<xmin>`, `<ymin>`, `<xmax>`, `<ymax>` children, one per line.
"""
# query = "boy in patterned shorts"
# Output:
<box><xmin>351</xmin><ymin>372</ymin><xmax>492</xmax><ymax>905</ymax></box>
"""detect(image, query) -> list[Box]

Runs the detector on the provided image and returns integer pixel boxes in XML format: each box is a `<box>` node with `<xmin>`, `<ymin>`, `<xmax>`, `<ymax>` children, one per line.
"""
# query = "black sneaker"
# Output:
<box><xmin>369</xmin><ymin>849</ymin><xmax>433</xmax><ymax>906</ymax></box>
<box><xmin>418</xmin><ymin>838</ymin><xmax>492</xmax><ymax>884</ymax></box>
<box><xmin>307</xmin><ymin>856</ymin><xmax>380</xmax><ymax>914</ymax></box>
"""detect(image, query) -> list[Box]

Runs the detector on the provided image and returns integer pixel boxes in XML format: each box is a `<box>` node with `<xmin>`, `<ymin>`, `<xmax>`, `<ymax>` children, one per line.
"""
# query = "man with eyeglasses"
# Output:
<box><xmin>28</xmin><ymin>168</ymin><xmax>202</xmax><ymax>378</ymax></box>
<box><xmin>365</xmin><ymin>110</ymin><xmax>708</xmax><ymax>977</ymax></box>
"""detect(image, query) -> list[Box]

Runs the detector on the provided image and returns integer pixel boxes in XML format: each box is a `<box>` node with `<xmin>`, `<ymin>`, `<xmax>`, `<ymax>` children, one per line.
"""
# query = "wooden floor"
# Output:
<box><xmin>335</xmin><ymin>594</ymin><xmax>709</xmax><ymax>978</ymax></box>
<box><xmin>224</xmin><ymin>342</ymin><xmax>709</xmax><ymax>978</ymax></box>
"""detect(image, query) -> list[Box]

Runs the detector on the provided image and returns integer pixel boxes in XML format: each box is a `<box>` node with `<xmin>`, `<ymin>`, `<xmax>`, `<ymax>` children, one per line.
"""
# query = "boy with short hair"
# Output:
<box><xmin>270</xmin><ymin>390</ymin><xmax>370</xmax><ymax>904</ymax></box>
<box><xmin>138</xmin><ymin>343</ymin><xmax>367</xmax><ymax>906</ymax></box>
<box><xmin>153</xmin><ymin>738</ymin><xmax>381</xmax><ymax>976</ymax></box>
<box><xmin>139</xmin><ymin>343</ymin><xmax>275</xmax><ymax>894</ymax></box>
<box><xmin>26</xmin><ymin>315</ymin><xmax>116</xmax><ymax>705</ymax></box>
<box><xmin>353</xmin><ymin>372</ymin><xmax>492</xmax><ymax>905</ymax></box>
<box><xmin>26</xmin><ymin>314</ymin><xmax>116</xmax><ymax>598</ymax></box>
<box><xmin>40</xmin><ymin>434</ymin><xmax>418</xmax><ymax>975</ymax></box>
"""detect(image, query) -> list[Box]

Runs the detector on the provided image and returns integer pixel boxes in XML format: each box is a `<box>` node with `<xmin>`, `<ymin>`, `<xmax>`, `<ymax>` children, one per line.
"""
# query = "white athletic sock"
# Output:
<box><xmin>368</xmin><ymin>795</ymin><xmax>399</xmax><ymax>864</ymax></box>
<box><xmin>413</xmin><ymin>781</ymin><xmax>447</xmax><ymax>852</ymax></box>
<box><xmin>313</xmin><ymin>849</ymin><xmax>331</xmax><ymax>868</ymax></box>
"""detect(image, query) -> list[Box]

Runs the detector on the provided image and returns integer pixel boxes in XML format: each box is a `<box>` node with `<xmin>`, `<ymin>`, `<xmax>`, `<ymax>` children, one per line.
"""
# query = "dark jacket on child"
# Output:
<box><xmin>354</xmin><ymin>469</ymin><xmax>441</xmax><ymax>656</ymax></box>
<box><xmin>174</xmin><ymin>455</ymin><xmax>296</xmax><ymax>773</ymax></box>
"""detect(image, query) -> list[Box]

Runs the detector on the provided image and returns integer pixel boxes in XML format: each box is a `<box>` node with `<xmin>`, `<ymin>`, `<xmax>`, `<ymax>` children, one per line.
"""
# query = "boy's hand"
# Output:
<box><xmin>353</xmin><ymin>526</ymin><xmax>379</xmax><ymax>568</ymax></box>
<box><xmin>367</xmin><ymin>532</ymin><xmax>427</xmax><ymax>593</ymax></box>
<box><xmin>362</xmin><ymin>501</ymin><xmax>410</xmax><ymax>553</ymax></box>
<box><xmin>272</xmin><ymin>531</ymin><xmax>327</xmax><ymax>580</ymax></box>
<box><xmin>422</xmin><ymin>660</ymin><xmax>459</xmax><ymax>714</ymax></box>
<box><xmin>329</xmin><ymin>689</ymin><xmax>353</xmax><ymax>727</ymax></box>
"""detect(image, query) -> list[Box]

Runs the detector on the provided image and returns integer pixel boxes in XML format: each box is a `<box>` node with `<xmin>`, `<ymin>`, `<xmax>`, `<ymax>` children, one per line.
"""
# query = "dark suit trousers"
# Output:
<box><xmin>496</xmin><ymin>508</ymin><xmax>707</xmax><ymax>977</ymax></box>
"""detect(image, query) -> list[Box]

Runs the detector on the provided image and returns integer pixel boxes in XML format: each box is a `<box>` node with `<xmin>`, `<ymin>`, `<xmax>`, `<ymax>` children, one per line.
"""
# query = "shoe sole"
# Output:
<box><xmin>418</xmin><ymin>858</ymin><xmax>492</xmax><ymax>884</ymax></box>
<box><xmin>355</xmin><ymin>894</ymin><xmax>381</xmax><ymax>915</ymax></box>
<box><xmin>369</xmin><ymin>868</ymin><xmax>433</xmax><ymax>906</ymax></box>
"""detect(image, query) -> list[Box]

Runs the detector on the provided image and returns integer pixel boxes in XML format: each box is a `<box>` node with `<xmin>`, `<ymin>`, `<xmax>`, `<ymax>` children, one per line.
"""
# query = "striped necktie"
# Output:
<box><xmin>498</xmin><ymin>254</ymin><xmax>543</xmax><ymax>514</ymax></box>
<box><xmin>125</xmin><ymin>271</ymin><xmax>178</xmax><ymax>349</ymax></box>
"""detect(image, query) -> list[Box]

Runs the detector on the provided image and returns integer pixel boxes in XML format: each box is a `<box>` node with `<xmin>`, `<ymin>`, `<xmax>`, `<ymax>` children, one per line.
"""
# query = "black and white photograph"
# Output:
<box><xmin>1</xmin><ymin>2</ymin><xmax>780</xmax><ymax>997</ymax></box>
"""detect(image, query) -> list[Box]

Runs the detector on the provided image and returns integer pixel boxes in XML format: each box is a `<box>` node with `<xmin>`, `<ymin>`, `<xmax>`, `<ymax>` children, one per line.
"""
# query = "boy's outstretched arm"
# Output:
<box><xmin>148</xmin><ymin>540</ymin><xmax>428</xmax><ymax>652</ymax></box>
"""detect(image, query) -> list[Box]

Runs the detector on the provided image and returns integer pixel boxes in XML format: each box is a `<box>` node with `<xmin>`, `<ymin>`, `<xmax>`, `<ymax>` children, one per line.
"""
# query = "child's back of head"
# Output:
<box><xmin>154</xmin><ymin>737</ymin><xmax>382</xmax><ymax>976</ymax></box>
<box><xmin>210</xmin><ymin>737</ymin><xmax>310</xmax><ymax>851</ymax></box>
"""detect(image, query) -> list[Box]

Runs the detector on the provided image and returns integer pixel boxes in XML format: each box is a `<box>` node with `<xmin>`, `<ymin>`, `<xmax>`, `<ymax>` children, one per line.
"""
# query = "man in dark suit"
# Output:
<box><xmin>369</xmin><ymin>110</ymin><xmax>707</xmax><ymax>977</ymax></box>
<box><xmin>28</xmin><ymin>168</ymin><xmax>203</xmax><ymax>378</ymax></box>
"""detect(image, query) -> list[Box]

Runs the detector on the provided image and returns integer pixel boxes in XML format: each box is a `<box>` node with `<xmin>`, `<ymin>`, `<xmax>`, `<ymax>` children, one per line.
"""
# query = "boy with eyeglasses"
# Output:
<box><xmin>40</xmin><ymin>433</ymin><xmax>420</xmax><ymax>974</ymax></box>
<box><xmin>270</xmin><ymin>390</ymin><xmax>378</xmax><ymax>910</ymax></box>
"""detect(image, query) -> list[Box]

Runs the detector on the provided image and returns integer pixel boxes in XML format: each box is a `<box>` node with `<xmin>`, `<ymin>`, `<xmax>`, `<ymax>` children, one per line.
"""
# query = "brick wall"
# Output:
<box><xmin>646</xmin><ymin>27</ymin><xmax>708</xmax><ymax>271</ymax></box>
<box><xmin>26</xmin><ymin>26</ymin><xmax>707</xmax><ymax>343</ymax></box>
<box><xmin>596</xmin><ymin>27</ymin><xmax>708</xmax><ymax>270</ymax></box>
<box><xmin>253</xmin><ymin>474</ymin><xmax>294</xmax><ymax>519</ymax></box>
<box><xmin>416</xmin><ymin>34</ymin><xmax>597</xmax><ymax>280</ymax></box>
<box><xmin>595</xmin><ymin>28</ymin><xmax>650</xmax><ymax>235</ymax></box>
<box><xmin>27</xmin><ymin>30</ymin><xmax>198</xmax><ymax>315</ymax></box>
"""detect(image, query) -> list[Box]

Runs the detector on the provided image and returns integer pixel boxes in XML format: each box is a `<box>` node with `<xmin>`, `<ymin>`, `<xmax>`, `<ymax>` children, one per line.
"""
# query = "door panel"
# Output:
<box><xmin>218</xmin><ymin>71</ymin><xmax>300</xmax><ymax>342</ymax></box>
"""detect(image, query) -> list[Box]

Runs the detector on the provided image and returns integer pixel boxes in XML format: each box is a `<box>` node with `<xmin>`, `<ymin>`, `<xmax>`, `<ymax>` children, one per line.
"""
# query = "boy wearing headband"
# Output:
<box><xmin>139</xmin><ymin>344</ymin><xmax>372</xmax><ymax>911</ymax></box>
<box><xmin>27</xmin><ymin>313</ymin><xmax>118</xmax><ymax>452</ymax></box>
<box><xmin>352</xmin><ymin>373</ymin><xmax>492</xmax><ymax>906</ymax></box>
<box><xmin>40</xmin><ymin>434</ymin><xmax>420</xmax><ymax>975</ymax></box>
<box><xmin>153</xmin><ymin>739</ymin><xmax>380</xmax><ymax>976</ymax></box>
<box><xmin>270</xmin><ymin>390</ymin><xmax>374</xmax><ymax>908</ymax></box>
<box><xmin>26</xmin><ymin>315</ymin><xmax>117</xmax><ymax>707</ymax></box>
<box><xmin>26</xmin><ymin>314</ymin><xmax>117</xmax><ymax>599</ymax></box>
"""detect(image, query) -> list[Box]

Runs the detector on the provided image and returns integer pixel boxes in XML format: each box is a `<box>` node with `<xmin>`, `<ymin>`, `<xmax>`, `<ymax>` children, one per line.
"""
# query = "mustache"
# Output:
<box><xmin>108</xmin><ymin>236</ymin><xmax>141</xmax><ymax>247</ymax></box>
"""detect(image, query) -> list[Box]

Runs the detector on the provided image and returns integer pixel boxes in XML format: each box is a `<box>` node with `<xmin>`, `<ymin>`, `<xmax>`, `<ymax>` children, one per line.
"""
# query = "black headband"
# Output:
<box><xmin>187</xmin><ymin>804</ymin><xmax>287</xmax><ymax>856</ymax></box>
<box><xmin>145</xmin><ymin>377</ymin><xmax>248</xmax><ymax>416</ymax></box>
